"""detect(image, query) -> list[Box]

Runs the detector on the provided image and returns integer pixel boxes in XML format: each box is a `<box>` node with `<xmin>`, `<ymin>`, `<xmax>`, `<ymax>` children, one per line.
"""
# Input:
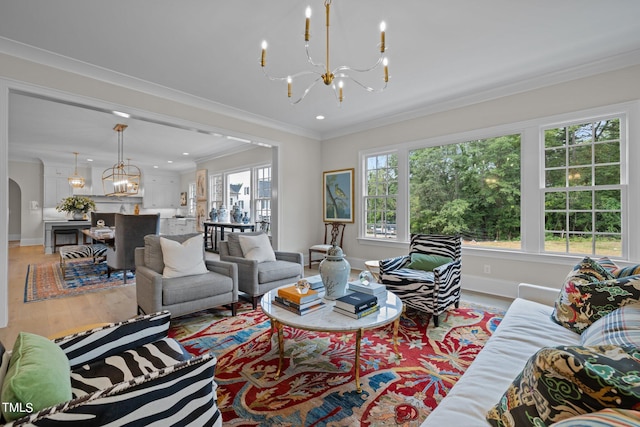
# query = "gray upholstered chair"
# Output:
<box><xmin>106</xmin><ymin>213</ymin><xmax>160</xmax><ymax>283</ymax></box>
<box><xmin>219</xmin><ymin>231</ymin><xmax>303</xmax><ymax>309</ymax></box>
<box><xmin>135</xmin><ymin>233</ymin><xmax>238</xmax><ymax>317</ymax></box>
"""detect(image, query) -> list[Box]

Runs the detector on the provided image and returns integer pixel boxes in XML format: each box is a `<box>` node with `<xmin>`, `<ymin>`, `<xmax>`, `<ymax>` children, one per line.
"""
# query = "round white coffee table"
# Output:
<box><xmin>260</xmin><ymin>286</ymin><xmax>404</xmax><ymax>393</ymax></box>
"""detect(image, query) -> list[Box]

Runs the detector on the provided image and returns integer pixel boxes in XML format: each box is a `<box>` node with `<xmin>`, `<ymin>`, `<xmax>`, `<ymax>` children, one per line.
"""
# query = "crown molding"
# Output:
<box><xmin>0</xmin><ymin>37</ymin><xmax>321</xmax><ymax>141</ymax></box>
<box><xmin>320</xmin><ymin>48</ymin><xmax>640</xmax><ymax>140</ymax></box>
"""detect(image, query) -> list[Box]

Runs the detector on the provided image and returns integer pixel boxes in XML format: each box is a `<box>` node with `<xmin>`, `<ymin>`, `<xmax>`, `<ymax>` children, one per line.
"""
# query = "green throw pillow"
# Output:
<box><xmin>406</xmin><ymin>253</ymin><xmax>453</xmax><ymax>271</ymax></box>
<box><xmin>1</xmin><ymin>332</ymin><xmax>72</xmax><ymax>422</ymax></box>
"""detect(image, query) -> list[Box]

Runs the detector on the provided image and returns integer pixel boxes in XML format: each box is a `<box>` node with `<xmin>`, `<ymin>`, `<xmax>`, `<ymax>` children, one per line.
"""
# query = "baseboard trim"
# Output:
<box><xmin>461</xmin><ymin>275</ymin><xmax>519</xmax><ymax>299</ymax></box>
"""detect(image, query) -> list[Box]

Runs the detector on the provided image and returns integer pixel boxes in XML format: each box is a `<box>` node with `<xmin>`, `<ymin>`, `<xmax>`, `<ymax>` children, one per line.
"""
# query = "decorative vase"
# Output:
<box><xmin>242</xmin><ymin>212</ymin><xmax>250</xmax><ymax>224</ymax></box>
<box><xmin>72</xmin><ymin>212</ymin><xmax>84</xmax><ymax>220</ymax></box>
<box><xmin>319</xmin><ymin>244</ymin><xmax>351</xmax><ymax>300</ymax></box>
<box><xmin>134</xmin><ymin>204</ymin><xmax>140</xmax><ymax>215</ymax></box>
<box><xmin>209</xmin><ymin>208</ymin><xmax>217</xmax><ymax>221</ymax></box>
<box><xmin>232</xmin><ymin>204</ymin><xmax>242</xmax><ymax>223</ymax></box>
<box><xmin>217</xmin><ymin>206</ymin><xmax>228</xmax><ymax>222</ymax></box>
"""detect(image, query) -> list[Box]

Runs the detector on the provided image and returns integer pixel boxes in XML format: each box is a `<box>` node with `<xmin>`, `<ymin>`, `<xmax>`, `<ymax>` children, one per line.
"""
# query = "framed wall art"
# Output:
<box><xmin>323</xmin><ymin>168</ymin><xmax>354</xmax><ymax>223</ymax></box>
<box><xmin>196</xmin><ymin>169</ymin><xmax>207</xmax><ymax>201</ymax></box>
<box><xmin>196</xmin><ymin>200</ymin><xmax>207</xmax><ymax>232</ymax></box>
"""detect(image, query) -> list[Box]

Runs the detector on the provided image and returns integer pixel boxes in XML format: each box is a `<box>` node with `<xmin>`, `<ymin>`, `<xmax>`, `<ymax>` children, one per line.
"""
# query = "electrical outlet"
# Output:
<box><xmin>484</xmin><ymin>264</ymin><xmax>491</xmax><ymax>274</ymax></box>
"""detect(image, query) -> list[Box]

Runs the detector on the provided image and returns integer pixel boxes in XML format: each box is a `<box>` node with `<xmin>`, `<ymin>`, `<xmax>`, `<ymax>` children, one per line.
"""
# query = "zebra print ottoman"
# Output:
<box><xmin>59</xmin><ymin>244</ymin><xmax>108</xmax><ymax>276</ymax></box>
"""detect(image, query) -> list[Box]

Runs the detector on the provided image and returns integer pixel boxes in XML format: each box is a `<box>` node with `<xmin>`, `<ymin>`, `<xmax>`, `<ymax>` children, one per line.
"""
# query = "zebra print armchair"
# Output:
<box><xmin>380</xmin><ymin>234</ymin><xmax>462</xmax><ymax>327</ymax></box>
<box><xmin>0</xmin><ymin>311</ymin><xmax>221</xmax><ymax>426</ymax></box>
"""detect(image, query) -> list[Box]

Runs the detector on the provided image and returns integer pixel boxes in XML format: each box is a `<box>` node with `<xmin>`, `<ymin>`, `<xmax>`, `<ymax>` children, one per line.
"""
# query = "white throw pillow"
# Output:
<box><xmin>238</xmin><ymin>233</ymin><xmax>276</xmax><ymax>263</ymax></box>
<box><xmin>160</xmin><ymin>235</ymin><xmax>208</xmax><ymax>278</ymax></box>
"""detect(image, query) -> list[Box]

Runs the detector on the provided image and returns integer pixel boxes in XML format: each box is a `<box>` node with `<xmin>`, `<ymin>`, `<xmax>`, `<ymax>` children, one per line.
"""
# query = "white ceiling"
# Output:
<box><xmin>2</xmin><ymin>0</ymin><xmax>640</xmax><ymax>172</ymax></box>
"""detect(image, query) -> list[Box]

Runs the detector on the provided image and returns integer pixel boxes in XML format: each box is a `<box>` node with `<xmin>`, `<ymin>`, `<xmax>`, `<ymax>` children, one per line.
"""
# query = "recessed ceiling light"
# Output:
<box><xmin>113</xmin><ymin>110</ymin><xmax>130</xmax><ymax>118</ymax></box>
<box><xmin>316</xmin><ymin>115</ymin><xmax>325</xmax><ymax>120</ymax></box>
<box><xmin>167</xmin><ymin>160</ymin><xmax>173</xmax><ymax>163</ymax></box>
<box><xmin>182</xmin><ymin>152</ymin><xmax>189</xmax><ymax>156</ymax></box>
<box><xmin>153</xmin><ymin>165</ymin><xmax>159</xmax><ymax>169</ymax></box>
<box><xmin>86</xmin><ymin>158</ymin><xmax>93</xmax><ymax>162</ymax></box>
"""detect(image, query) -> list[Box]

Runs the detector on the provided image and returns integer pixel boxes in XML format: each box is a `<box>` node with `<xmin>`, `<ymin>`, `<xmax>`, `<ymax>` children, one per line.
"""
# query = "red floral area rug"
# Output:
<box><xmin>24</xmin><ymin>259</ymin><xmax>134</xmax><ymax>303</ymax></box>
<box><xmin>169</xmin><ymin>301</ymin><xmax>504</xmax><ymax>426</ymax></box>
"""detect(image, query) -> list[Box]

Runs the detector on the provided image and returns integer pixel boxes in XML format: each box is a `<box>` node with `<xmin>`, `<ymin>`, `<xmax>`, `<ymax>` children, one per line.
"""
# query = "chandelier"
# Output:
<box><xmin>102</xmin><ymin>124</ymin><xmax>141</xmax><ymax>197</ymax></box>
<box><xmin>260</xmin><ymin>0</ymin><xmax>389</xmax><ymax>104</ymax></box>
<box><xmin>68</xmin><ymin>151</ymin><xmax>85</xmax><ymax>189</ymax></box>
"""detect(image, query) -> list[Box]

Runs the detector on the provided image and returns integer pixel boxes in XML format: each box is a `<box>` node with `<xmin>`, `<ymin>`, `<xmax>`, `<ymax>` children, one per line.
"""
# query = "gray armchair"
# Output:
<box><xmin>106</xmin><ymin>213</ymin><xmax>160</xmax><ymax>283</ymax></box>
<box><xmin>135</xmin><ymin>233</ymin><xmax>238</xmax><ymax>317</ymax></box>
<box><xmin>219</xmin><ymin>231</ymin><xmax>303</xmax><ymax>309</ymax></box>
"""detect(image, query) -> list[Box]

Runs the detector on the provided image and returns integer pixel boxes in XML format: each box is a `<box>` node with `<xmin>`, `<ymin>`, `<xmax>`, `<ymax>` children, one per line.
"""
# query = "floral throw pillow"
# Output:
<box><xmin>486</xmin><ymin>345</ymin><xmax>640</xmax><ymax>427</ymax></box>
<box><xmin>551</xmin><ymin>257</ymin><xmax>640</xmax><ymax>333</ymax></box>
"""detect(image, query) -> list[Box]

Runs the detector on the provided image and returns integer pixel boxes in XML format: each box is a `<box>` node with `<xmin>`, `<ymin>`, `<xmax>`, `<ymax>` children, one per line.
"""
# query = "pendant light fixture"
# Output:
<box><xmin>260</xmin><ymin>0</ymin><xmax>389</xmax><ymax>104</ymax></box>
<box><xmin>68</xmin><ymin>151</ymin><xmax>85</xmax><ymax>189</ymax></box>
<box><xmin>102</xmin><ymin>124</ymin><xmax>141</xmax><ymax>196</ymax></box>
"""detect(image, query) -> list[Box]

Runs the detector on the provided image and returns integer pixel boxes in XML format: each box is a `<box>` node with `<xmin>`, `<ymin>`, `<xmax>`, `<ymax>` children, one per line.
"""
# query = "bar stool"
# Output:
<box><xmin>53</xmin><ymin>228</ymin><xmax>78</xmax><ymax>252</ymax></box>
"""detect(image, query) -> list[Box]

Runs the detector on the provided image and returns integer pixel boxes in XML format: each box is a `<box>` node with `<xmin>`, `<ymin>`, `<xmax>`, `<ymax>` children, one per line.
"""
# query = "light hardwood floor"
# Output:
<box><xmin>1</xmin><ymin>243</ymin><xmax>137</xmax><ymax>345</ymax></box>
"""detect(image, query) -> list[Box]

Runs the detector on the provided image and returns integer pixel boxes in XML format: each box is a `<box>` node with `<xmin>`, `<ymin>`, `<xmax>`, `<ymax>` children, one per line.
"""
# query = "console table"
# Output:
<box><xmin>203</xmin><ymin>221</ymin><xmax>255</xmax><ymax>252</ymax></box>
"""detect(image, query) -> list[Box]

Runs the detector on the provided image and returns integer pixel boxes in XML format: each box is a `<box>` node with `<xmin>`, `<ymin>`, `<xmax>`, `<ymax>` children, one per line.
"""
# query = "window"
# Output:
<box><xmin>543</xmin><ymin>118</ymin><xmax>623</xmax><ymax>256</ymax></box>
<box><xmin>209</xmin><ymin>174</ymin><xmax>223</xmax><ymax>211</ymax></box>
<box><xmin>255</xmin><ymin>166</ymin><xmax>271</xmax><ymax>222</ymax></box>
<box><xmin>364</xmin><ymin>153</ymin><xmax>398</xmax><ymax>239</ymax></box>
<box><xmin>227</xmin><ymin>169</ymin><xmax>251</xmax><ymax>214</ymax></box>
<box><xmin>409</xmin><ymin>134</ymin><xmax>521</xmax><ymax>249</ymax></box>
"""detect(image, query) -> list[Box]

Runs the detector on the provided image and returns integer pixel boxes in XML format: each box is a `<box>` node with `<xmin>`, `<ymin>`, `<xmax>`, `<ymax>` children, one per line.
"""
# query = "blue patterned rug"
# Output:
<box><xmin>25</xmin><ymin>259</ymin><xmax>134</xmax><ymax>302</ymax></box>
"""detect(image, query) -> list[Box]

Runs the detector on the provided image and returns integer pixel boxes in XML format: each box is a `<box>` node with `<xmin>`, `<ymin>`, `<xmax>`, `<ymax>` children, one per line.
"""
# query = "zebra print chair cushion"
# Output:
<box><xmin>380</xmin><ymin>234</ymin><xmax>462</xmax><ymax>327</ymax></box>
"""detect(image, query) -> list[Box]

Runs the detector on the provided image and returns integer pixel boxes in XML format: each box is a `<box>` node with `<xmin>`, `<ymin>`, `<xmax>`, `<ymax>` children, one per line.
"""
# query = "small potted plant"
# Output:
<box><xmin>56</xmin><ymin>195</ymin><xmax>96</xmax><ymax>220</ymax></box>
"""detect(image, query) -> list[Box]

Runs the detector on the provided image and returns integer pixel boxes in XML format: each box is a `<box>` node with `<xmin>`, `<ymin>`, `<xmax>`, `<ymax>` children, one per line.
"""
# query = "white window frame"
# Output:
<box><xmin>540</xmin><ymin>113</ymin><xmax>628</xmax><ymax>258</ymax></box>
<box><xmin>254</xmin><ymin>164</ymin><xmax>271</xmax><ymax>222</ymax></box>
<box><xmin>358</xmin><ymin>101</ymin><xmax>638</xmax><ymax>261</ymax></box>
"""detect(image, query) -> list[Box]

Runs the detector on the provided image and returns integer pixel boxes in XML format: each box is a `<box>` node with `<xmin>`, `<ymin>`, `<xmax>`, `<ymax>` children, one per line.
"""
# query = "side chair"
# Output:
<box><xmin>380</xmin><ymin>234</ymin><xmax>462</xmax><ymax>327</ymax></box>
<box><xmin>308</xmin><ymin>222</ymin><xmax>346</xmax><ymax>268</ymax></box>
<box><xmin>106</xmin><ymin>213</ymin><xmax>160</xmax><ymax>283</ymax></box>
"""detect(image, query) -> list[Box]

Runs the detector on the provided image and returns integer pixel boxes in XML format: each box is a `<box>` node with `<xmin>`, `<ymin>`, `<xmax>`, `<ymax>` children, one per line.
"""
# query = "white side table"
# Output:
<box><xmin>364</xmin><ymin>260</ymin><xmax>381</xmax><ymax>282</ymax></box>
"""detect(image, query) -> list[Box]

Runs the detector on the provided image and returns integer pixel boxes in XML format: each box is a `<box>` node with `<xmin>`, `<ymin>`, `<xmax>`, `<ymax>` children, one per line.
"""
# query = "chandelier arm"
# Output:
<box><xmin>304</xmin><ymin>43</ymin><xmax>328</xmax><ymax>70</ymax></box>
<box><xmin>289</xmin><ymin>75</ymin><xmax>324</xmax><ymax>104</ymax></box>
<box><xmin>261</xmin><ymin>67</ymin><xmax>321</xmax><ymax>82</ymax></box>
<box><xmin>332</xmin><ymin>54</ymin><xmax>385</xmax><ymax>74</ymax></box>
<box><xmin>337</xmin><ymin>74</ymin><xmax>389</xmax><ymax>93</ymax></box>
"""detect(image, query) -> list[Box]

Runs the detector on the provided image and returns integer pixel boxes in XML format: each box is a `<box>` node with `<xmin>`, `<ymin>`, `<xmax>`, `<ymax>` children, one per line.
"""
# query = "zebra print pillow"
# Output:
<box><xmin>70</xmin><ymin>337</ymin><xmax>191</xmax><ymax>397</ymax></box>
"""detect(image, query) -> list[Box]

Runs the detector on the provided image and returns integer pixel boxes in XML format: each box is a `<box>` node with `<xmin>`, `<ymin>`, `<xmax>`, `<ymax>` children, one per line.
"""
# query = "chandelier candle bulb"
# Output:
<box><xmin>380</xmin><ymin>21</ymin><xmax>386</xmax><ymax>52</ymax></box>
<box><xmin>261</xmin><ymin>41</ymin><xmax>267</xmax><ymax>67</ymax></box>
<box><xmin>338</xmin><ymin>80</ymin><xmax>343</xmax><ymax>102</ymax></box>
<box><xmin>305</xmin><ymin>6</ymin><xmax>311</xmax><ymax>41</ymax></box>
<box><xmin>287</xmin><ymin>76</ymin><xmax>292</xmax><ymax>97</ymax></box>
<box><xmin>383</xmin><ymin>57</ymin><xmax>389</xmax><ymax>82</ymax></box>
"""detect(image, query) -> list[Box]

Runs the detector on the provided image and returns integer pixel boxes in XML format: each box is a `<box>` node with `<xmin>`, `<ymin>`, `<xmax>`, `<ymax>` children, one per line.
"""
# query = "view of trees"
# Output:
<box><xmin>409</xmin><ymin>135</ymin><xmax>521</xmax><ymax>244</ymax></box>
<box><xmin>366</xmin><ymin>117</ymin><xmax>622</xmax><ymax>256</ymax></box>
<box><xmin>543</xmin><ymin>119</ymin><xmax>621</xmax><ymax>255</ymax></box>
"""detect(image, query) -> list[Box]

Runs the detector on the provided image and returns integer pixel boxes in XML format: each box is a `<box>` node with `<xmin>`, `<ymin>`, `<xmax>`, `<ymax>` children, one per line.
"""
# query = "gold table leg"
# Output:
<box><xmin>392</xmin><ymin>306</ymin><xmax>404</xmax><ymax>358</ymax></box>
<box><xmin>355</xmin><ymin>328</ymin><xmax>363</xmax><ymax>393</ymax></box>
<box><xmin>274</xmin><ymin>320</ymin><xmax>284</xmax><ymax>378</ymax></box>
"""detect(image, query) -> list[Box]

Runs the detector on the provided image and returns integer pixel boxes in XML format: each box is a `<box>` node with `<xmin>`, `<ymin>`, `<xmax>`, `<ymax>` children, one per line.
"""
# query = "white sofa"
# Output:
<box><xmin>423</xmin><ymin>283</ymin><xmax>580</xmax><ymax>426</ymax></box>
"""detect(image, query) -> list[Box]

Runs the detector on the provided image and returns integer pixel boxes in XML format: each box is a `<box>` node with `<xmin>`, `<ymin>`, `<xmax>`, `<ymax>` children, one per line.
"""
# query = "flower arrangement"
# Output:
<box><xmin>56</xmin><ymin>195</ymin><xmax>96</xmax><ymax>214</ymax></box>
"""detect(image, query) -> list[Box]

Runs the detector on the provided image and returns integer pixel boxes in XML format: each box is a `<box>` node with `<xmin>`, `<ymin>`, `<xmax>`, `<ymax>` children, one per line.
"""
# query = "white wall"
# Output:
<box><xmin>321</xmin><ymin>64</ymin><xmax>640</xmax><ymax>298</ymax></box>
<box><xmin>8</xmin><ymin>161</ymin><xmax>43</xmax><ymax>245</ymax></box>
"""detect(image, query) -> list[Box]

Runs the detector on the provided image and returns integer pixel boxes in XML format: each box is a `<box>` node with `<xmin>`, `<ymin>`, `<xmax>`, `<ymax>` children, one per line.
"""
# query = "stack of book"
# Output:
<box><xmin>348</xmin><ymin>280</ymin><xmax>387</xmax><ymax>298</ymax></box>
<box><xmin>274</xmin><ymin>285</ymin><xmax>325</xmax><ymax>315</ymax></box>
<box><xmin>333</xmin><ymin>291</ymin><xmax>380</xmax><ymax>319</ymax></box>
